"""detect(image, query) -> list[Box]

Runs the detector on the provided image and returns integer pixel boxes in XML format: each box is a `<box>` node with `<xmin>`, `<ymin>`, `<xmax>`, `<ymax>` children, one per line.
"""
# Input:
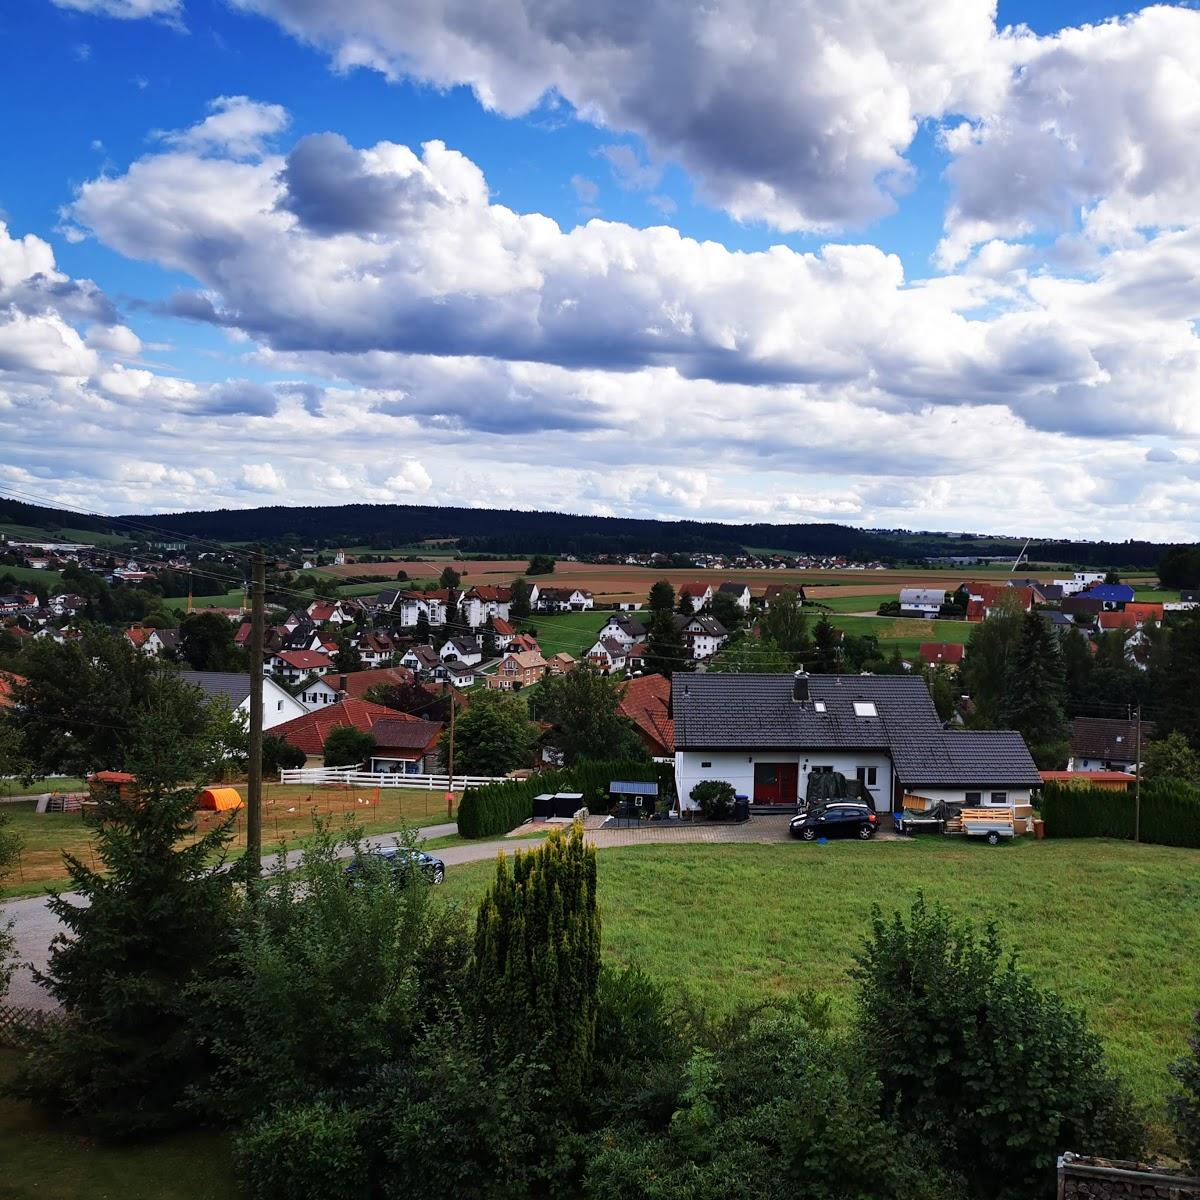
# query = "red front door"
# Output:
<box><xmin>753</xmin><ymin>762</ymin><xmax>799</xmax><ymax>806</ymax></box>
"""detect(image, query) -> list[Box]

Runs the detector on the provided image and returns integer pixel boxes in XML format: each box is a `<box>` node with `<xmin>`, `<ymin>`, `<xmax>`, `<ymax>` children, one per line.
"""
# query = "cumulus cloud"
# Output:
<box><xmin>227</xmin><ymin>0</ymin><xmax>1010</xmax><ymax>231</ymax></box>
<box><xmin>158</xmin><ymin>96</ymin><xmax>288</xmax><ymax>159</ymax></box>
<box><xmin>240</xmin><ymin>462</ymin><xmax>285</xmax><ymax>491</ymax></box>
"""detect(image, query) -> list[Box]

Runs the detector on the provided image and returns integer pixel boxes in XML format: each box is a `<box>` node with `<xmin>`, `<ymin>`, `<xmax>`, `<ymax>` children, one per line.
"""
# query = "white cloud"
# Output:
<box><xmin>158</xmin><ymin>96</ymin><xmax>288</xmax><ymax>159</ymax></box>
<box><xmin>86</xmin><ymin>323</ymin><xmax>142</xmax><ymax>356</ymax></box>
<box><xmin>51</xmin><ymin>0</ymin><xmax>181</xmax><ymax>17</ymax></box>
<box><xmin>240</xmin><ymin>462</ymin><xmax>285</xmax><ymax>491</ymax></box>
<box><xmin>383</xmin><ymin>460</ymin><xmax>432</xmax><ymax>495</ymax></box>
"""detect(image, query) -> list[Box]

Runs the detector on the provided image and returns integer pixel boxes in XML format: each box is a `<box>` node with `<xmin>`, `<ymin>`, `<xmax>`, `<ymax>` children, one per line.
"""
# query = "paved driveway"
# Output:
<box><xmin>1</xmin><ymin>815</ymin><xmax>895</xmax><ymax>1010</ymax></box>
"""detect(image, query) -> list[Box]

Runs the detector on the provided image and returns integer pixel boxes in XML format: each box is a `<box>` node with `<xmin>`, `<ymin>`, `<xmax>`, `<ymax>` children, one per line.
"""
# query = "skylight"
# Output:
<box><xmin>813</xmin><ymin>700</ymin><xmax>827</xmax><ymax>713</ymax></box>
<box><xmin>853</xmin><ymin>701</ymin><xmax>878</xmax><ymax>718</ymax></box>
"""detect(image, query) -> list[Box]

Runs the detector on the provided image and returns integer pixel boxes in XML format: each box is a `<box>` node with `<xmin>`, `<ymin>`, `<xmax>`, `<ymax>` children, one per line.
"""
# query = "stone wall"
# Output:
<box><xmin>1058</xmin><ymin>1153</ymin><xmax>1200</xmax><ymax>1199</ymax></box>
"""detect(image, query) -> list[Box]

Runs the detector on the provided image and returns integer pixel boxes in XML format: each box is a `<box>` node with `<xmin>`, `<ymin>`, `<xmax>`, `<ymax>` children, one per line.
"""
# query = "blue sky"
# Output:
<box><xmin>2</xmin><ymin>1</ymin><xmax>1200</xmax><ymax>538</ymax></box>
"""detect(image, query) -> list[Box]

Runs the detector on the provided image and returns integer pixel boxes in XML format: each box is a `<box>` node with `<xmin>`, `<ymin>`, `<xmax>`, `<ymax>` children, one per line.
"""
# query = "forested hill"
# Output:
<box><xmin>0</xmin><ymin>495</ymin><xmax>1181</xmax><ymax>568</ymax></box>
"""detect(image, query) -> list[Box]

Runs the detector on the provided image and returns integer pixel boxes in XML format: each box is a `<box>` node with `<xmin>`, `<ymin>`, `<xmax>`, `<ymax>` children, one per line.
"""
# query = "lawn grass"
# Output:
<box><xmin>439</xmin><ymin>837</ymin><xmax>1200</xmax><ymax>1133</ymax></box>
<box><xmin>163</xmin><ymin>589</ymin><xmax>245</xmax><ymax>611</ymax></box>
<box><xmin>827</xmin><ymin>613</ymin><xmax>972</xmax><ymax>658</ymax></box>
<box><xmin>0</xmin><ymin>565</ymin><xmax>63</xmax><ymax>585</ymax></box>
<box><xmin>0</xmin><ymin>1050</ymin><xmax>236</xmax><ymax>1200</ymax></box>
<box><xmin>0</xmin><ymin>777</ymin><xmax>87</xmax><ymax>798</ymax></box>
<box><xmin>809</xmin><ymin>592</ymin><xmax>895</xmax><ymax>613</ymax></box>
<box><xmin>1134</xmin><ymin>587</ymin><xmax>1180</xmax><ymax>603</ymax></box>
<box><xmin>519</xmin><ymin>610</ymin><xmax>609</xmax><ymax>659</ymax></box>
<box><xmin>0</xmin><ymin>785</ymin><xmax>460</xmax><ymax>897</ymax></box>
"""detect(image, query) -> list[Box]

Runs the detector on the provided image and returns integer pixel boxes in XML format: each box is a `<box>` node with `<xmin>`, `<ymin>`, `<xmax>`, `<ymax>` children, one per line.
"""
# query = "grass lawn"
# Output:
<box><xmin>0</xmin><ymin>777</ymin><xmax>87</xmax><ymax>798</ymax></box>
<box><xmin>809</xmin><ymin>592</ymin><xmax>895</xmax><ymax>613</ymax></box>
<box><xmin>163</xmin><ymin>589</ymin><xmax>245</xmax><ymax>611</ymax></box>
<box><xmin>828</xmin><ymin>613</ymin><xmax>972</xmax><ymax>658</ymax></box>
<box><xmin>1134</xmin><ymin>587</ymin><xmax>1180</xmax><ymax>603</ymax></box>
<box><xmin>0</xmin><ymin>785</ymin><xmax>460</xmax><ymax>898</ymax></box>
<box><xmin>439</xmin><ymin>837</ymin><xmax>1200</xmax><ymax>1135</ymax></box>
<box><xmin>519</xmin><ymin>610</ymin><xmax>609</xmax><ymax>659</ymax></box>
<box><xmin>0</xmin><ymin>1050</ymin><xmax>236</xmax><ymax>1200</ymax></box>
<box><xmin>0</xmin><ymin>565</ymin><xmax>63</xmax><ymax>586</ymax></box>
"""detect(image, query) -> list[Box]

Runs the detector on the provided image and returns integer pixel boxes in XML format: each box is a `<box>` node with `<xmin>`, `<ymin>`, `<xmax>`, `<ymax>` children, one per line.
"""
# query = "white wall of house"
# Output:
<box><xmin>675</xmin><ymin>749</ymin><xmax>893</xmax><ymax>812</ymax></box>
<box><xmin>1068</xmin><ymin>754</ymin><xmax>1137</xmax><ymax>772</ymax></box>
<box><xmin>903</xmin><ymin>785</ymin><xmax>1033</xmax><ymax>808</ymax></box>
<box><xmin>299</xmin><ymin>679</ymin><xmax>341</xmax><ymax>710</ymax></box>
<box><xmin>243</xmin><ymin>677</ymin><xmax>309</xmax><ymax>730</ymax></box>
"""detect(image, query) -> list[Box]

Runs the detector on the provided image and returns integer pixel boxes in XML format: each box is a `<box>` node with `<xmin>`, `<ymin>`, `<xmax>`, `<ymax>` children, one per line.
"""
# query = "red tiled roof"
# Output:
<box><xmin>124</xmin><ymin>626</ymin><xmax>152</xmax><ymax>647</ymax></box>
<box><xmin>272</xmin><ymin>699</ymin><xmax>401</xmax><ymax>756</ymax></box>
<box><xmin>468</xmin><ymin>585</ymin><xmax>511</xmax><ymax>602</ymax></box>
<box><xmin>678</xmin><ymin>581</ymin><xmax>711</xmax><ymax>596</ymax></box>
<box><xmin>491</xmin><ymin>617</ymin><xmax>515</xmax><ymax>636</ymax></box>
<box><xmin>234</xmin><ymin>622</ymin><xmax>252</xmax><ymax>645</ymax></box>
<box><xmin>371</xmin><ymin>717</ymin><xmax>443</xmax><ymax>753</ymax></box>
<box><xmin>273</xmin><ymin>650</ymin><xmax>334</xmax><ymax>671</ymax></box>
<box><xmin>329</xmin><ymin>666</ymin><xmax>417</xmax><ymax>699</ymax></box>
<box><xmin>1097</xmin><ymin>603</ymin><xmax>1164</xmax><ymax>631</ymax></box>
<box><xmin>918</xmin><ymin>642</ymin><xmax>965</xmax><ymax>664</ymax></box>
<box><xmin>618</xmin><ymin>673</ymin><xmax>674</xmax><ymax>755</ymax></box>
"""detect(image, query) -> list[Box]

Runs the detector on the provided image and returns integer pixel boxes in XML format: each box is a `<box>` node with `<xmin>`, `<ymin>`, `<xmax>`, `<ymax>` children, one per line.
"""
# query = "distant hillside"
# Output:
<box><xmin>0</xmin><ymin>496</ymin><xmax>1182</xmax><ymax>569</ymax></box>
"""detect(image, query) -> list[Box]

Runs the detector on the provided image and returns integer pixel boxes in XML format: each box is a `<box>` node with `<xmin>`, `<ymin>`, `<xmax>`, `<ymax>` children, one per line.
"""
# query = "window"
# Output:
<box><xmin>811</xmin><ymin>765</ymin><xmax>833</xmax><ymax>774</ymax></box>
<box><xmin>965</xmin><ymin>791</ymin><xmax>982</xmax><ymax>804</ymax></box>
<box><xmin>700</xmin><ymin>761</ymin><xmax>712</xmax><ymax>768</ymax></box>
<box><xmin>856</xmin><ymin>766</ymin><xmax>878</xmax><ymax>787</ymax></box>
<box><xmin>813</xmin><ymin>700</ymin><xmax>827</xmax><ymax>712</ymax></box>
<box><xmin>853</xmin><ymin>701</ymin><xmax>878</xmax><ymax>717</ymax></box>
<box><xmin>277</xmin><ymin>700</ymin><xmax>283</xmax><ymax>711</ymax></box>
<box><xmin>989</xmin><ymin>791</ymin><xmax>1008</xmax><ymax>805</ymax></box>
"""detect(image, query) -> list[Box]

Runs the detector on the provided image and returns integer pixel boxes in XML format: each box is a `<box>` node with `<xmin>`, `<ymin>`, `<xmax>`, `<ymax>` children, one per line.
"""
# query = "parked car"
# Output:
<box><xmin>345</xmin><ymin>846</ymin><xmax>446</xmax><ymax>885</ymax></box>
<box><xmin>790</xmin><ymin>801</ymin><xmax>877</xmax><ymax>841</ymax></box>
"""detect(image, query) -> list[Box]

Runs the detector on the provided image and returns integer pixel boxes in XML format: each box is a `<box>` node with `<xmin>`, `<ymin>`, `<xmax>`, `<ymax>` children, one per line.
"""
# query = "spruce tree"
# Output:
<box><xmin>414</xmin><ymin>610</ymin><xmax>432</xmax><ymax>644</ymax></box>
<box><xmin>644</xmin><ymin>609</ymin><xmax>690</xmax><ymax>679</ymax></box>
<box><xmin>647</xmin><ymin>580</ymin><xmax>675</xmax><ymax>613</ymax></box>
<box><xmin>16</xmin><ymin>673</ymin><xmax>242</xmax><ymax>1138</ymax></box>
<box><xmin>470</xmin><ymin>823</ymin><xmax>600</xmax><ymax>1106</ymax></box>
<box><xmin>1002</xmin><ymin>610</ymin><xmax>1068</xmax><ymax>766</ymax></box>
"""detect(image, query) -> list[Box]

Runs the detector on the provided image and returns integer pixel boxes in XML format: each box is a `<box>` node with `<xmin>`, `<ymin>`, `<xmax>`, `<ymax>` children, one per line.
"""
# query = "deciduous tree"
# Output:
<box><xmin>758</xmin><ymin>589</ymin><xmax>809</xmax><ymax>655</ymax></box>
<box><xmin>647</xmin><ymin>580</ymin><xmax>675</xmax><ymax>613</ymax></box>
<box><xmin>444</xmin><ymin>690</ymin><xmax>536</xmax><ymax>775</ymax></box>
<box><xmin>643</xmin><ymin>609</ymin><xmax>690</xmax><ymax>680</ymax></box>
<box><xmin>530</xmin><ymin>666</ymin><xmax>646</xmax><ymax>764</ymax></box>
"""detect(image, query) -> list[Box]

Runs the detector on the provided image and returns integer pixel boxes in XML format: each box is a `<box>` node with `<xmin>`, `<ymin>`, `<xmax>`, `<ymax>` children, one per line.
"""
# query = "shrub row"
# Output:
<box><xmin>457</xmin><ymin>758</ymin><xmax>669</xmax><ymax>838</ymax></box>
<box><xmin>1041</xmin><ymin>778</ymin><xmax>1200</xmax><ymax>848</ymax></box>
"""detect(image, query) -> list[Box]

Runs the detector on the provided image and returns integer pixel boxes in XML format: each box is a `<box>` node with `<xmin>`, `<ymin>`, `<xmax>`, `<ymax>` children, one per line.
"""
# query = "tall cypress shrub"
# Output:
<box><xmin>470</xmin><ymin>822</ymin><xmax>601</xmax><ymax>1105</ymax></box>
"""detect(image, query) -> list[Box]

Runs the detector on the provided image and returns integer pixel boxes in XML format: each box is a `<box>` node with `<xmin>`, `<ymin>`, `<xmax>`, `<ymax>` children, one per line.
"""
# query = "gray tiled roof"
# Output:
<box><xmin>178</xmin><ymin>670</ymin><xmax>253</xmax><ymax>706</ymax></box>
<box><xmin>372</xmin><ymin>717</ymin><xmax>442</xmax><ymax>751</ymax></box>
<box><xmin>672</xmin><ymin>673</ymin><xmax>1040</xmax><ymax>788</ymax></box>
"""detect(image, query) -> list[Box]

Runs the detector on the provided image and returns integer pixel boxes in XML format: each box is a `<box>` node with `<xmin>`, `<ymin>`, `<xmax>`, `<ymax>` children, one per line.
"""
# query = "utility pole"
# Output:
<box><xmin>1134</xmin><ymin>703</ymin><xmax>1142</xmax><ymax>844</ymax></box>
<box><xmin>246</xmin><ymin>547</ymin><xmax>266</xmax><ymax>877</ymax></box>
<box><xmin>445</xmin><ymin>681</ymin><xmax>456</xmax><ymax>821</ymax></box>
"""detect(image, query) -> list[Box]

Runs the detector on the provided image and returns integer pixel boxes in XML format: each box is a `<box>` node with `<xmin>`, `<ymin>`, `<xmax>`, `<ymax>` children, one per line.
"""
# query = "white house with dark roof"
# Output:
<box><xmin>672</xmin><ymin>671</ymin><xmax>1040</xmax><ymax>814</ymax></box>
<box><xmin>177</xmin><ymin>670</ymin><xmax>308</xmax><ymax>730</ymax></box>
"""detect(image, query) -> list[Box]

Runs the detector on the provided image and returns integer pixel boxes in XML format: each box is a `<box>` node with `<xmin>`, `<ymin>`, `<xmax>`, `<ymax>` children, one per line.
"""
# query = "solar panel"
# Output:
<box><xmin>610</xmin><ymin>780</ymin><xmax>659</xmax><ymax>795</ymax></box>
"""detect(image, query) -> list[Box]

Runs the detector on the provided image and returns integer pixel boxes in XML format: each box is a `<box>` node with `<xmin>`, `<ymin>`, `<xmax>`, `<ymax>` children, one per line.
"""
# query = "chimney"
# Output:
<box><xmin>338</xmin><ymin>674</ymin><xmax>348</xmax><ymax>695</ymax></box>
<box><xmin>792</xmin><ymin>668</ymin><xmax>809</xmax><ymax>703</ymax></box>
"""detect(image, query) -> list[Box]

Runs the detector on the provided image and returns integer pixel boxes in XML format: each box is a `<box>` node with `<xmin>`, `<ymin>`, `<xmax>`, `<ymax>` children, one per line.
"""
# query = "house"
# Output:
<box><xmin>586</xmin><ymin>637</ymin><xmax>629</xmax><ymax>674</ymax></box>
<box><xmin>306</xmin><ymin>599</ymin><xmax>358</xmax><ymax>626</ymax></box>
<box><xmin>266</xmin><ymin>649</ymin><xmax>336</xmax><ymax>681</ymax></box>
<box><xmin>547</xmin><ymin>652</ymin><xmax>576</xmax><ymax>676</ymax></box>
<box><xmin>327</xmin><ymin>665</ymin><xmax>417</xmax><ymax>701</ymax></box>
<box><xmin>445</xmin><ymin>661</ymin><xmax>478</xmax><ymax>689</ymax></box>
<box><xmin>618</xmin><ymin>673</ymin><xmax>673</xmax><ymax>757</ymax></box>
<box><xmin>535</xmin><ymin>587</ymin><xmax>594</xmax><ymax>612</ymax></box>
<box><xmin>599</xmin><ymin>612</ymin><xmax>647</xmax><ymax>647</ymax></box>
<box><xmin>178</xmin><ymin>670</ymin><xmax>308</xmax><ymax>731</ymax></box>
<box><xmin>1042</xmin><ymin>610</ymin><xmax>1076</xmax><ymax>632</ymax></box>
<box><xmin>899</xmin><ymin>588</ymin><xmax>945</xmax><ymax>619</ymax></box>
<box><xmin>1097</xmin><ymin>603</ymin><xmax>1164</xmax><ymax>632</ymax></box>
<box><xmin>1068</xmin><ymin>717</ymin><xmax>1153</xmax><ymax>773</ymax></box>
<box><xmin>918</xmin><ymin>643</ymin><xmax>965</xmax><ymax>666</ymax></box>
<box><xmin>272</xmin><ymin>699</ymin><xmax>402</xmax><ymax>766</ymax></box>
<box><xmin>353</xmin><ymin>630</ymin><xmax>398</xmax><ymax>667</ymax></box>
<box><xmin>625</xmin><ymin>642</ymin><xmax>647</xmax><ymax>672</ymax></box>
<box><xmin>507</xmin><ymin>633</ymin><xmax>542</xmax><ymax>656</ymax></box>
<box><xmin>297</xmin><ymin>676</ymin><xmax>343</xmax><ymax>709</ymax></box>
<box><xmin>678</xmin><ymin>582</ymin><xmax>714</xmax><ymax>612</ymax></box>
<box><xmin>1039</xmin><ymin>770</ymin><xmax>1135</xmax><ymax>791</ymax></box>
<box><xmin>964</xmin><ymin>583</ymin><xmax>1033</xmax><ymax>623</ymax></box>
<box><xmin>367</xmin><ymin>716</ymin><xmax>444</xmax><ymax>775</ymax></box>
<box><xmin>1076</xmin><ymin>583</ymin><xmax>1137</xmax><ymax>610</ymax></box>
<box><xmin>400</xmin><ymin>644</ymin><xmax>442</xmax><ymax>675</ymax></box>
<box><xmin>682</xmin><ymin>613</ymin><xmax>728</xmax><ymax>660</ymax></box>
<box><xmin>1052</xmin><ymin>571</ymin><xmax>1106</xmax><ymax>596</ymax></box>
<box><xmin>486</xmin><ymin>650</ymin><xmax>547</xmax><ymax>690</ymax></box>
<box><xmin>126</xmin><ymin>625</ymin><xmax>181</xmax><ymax>657</ymax></box>
<box><xmin>762</xmin><ymin>583</ymin><xmax>806</xmax><ymax>608</ymax></box>
<box><xmin>460</xmin><ymin>586</ymin><xmax>511</xmax><ymax>627</ymax></box>
<box><xmin>1062</xmin><ymin>595</ymin><xmax>1104</xmax><ymax>621</ymax></box>
<box><xmin>673</xmin><ymin>671</ymin><xmax>1041</xmax><ymax>813</ymax></box>
<box><xmin>439</xmin><ymin>636</ymin><xmax>483</xmax><ymax>666</ymax></box>
<box><xmin>490</xmin><ymin>617</ymin><xmax>516</xmax><ymax>649</ymax></box>
<box><xmin>717</xmin><ymin>582</ymin><xmax>752</xmax><ymax>612</ymax></box>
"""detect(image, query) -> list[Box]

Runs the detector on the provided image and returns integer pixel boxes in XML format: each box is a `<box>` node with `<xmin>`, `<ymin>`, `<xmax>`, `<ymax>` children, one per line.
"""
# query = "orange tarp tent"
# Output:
<box><xmin>200</xmin><ymin>787</ymin><xmax>243</xmax><ymax>812</ymax></box>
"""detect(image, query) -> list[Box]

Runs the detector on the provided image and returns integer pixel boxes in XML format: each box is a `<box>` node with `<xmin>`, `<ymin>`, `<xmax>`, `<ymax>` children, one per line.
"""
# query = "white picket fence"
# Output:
<box><xmin>277</xmin><ymin>767</ymin><xmax>507</xmax><ymax>791</ymax></box>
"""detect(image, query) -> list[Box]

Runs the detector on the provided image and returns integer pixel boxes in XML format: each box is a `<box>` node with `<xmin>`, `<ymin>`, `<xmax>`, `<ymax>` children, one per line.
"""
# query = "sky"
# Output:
<box><xmin>1</xmin><ymin>1</ymin><xmax>1199</xmax><ymax>539</ymax></box>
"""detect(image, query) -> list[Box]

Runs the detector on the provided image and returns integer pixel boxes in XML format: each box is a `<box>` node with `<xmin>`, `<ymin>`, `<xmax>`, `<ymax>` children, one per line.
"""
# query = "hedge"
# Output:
<box><xmin>1041</xmin><ymin>779</ymin><xmax>1200</xmax><ymax>848</ymax></box>
<box><xmin>457</xmin><ymin>759</ymin><xmax>671</xmax><ymax>839</ymax></box>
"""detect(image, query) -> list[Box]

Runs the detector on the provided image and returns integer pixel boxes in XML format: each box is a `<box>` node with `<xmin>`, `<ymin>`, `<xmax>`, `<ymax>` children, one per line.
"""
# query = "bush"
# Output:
<box><xmin>238</xmin><ymin>1101</ymin><xmax>369</xmax><ymax>1200</ymax></box>
<box><xmin>852</xmin><ymin>896</ymin><xmax>1145</xmax><ymax>1200</ymax></box>
<box><xmin>585</xmin><ymin>1003</ymin><xmax>956</xmax><ymax>1200</ymax></box>
<box><xmin>690</xmin><ymin>779</ymin><xmax>736</xmax><ymax>820</ymax></box>
<box><xmin>1169</xmin><ymin>1008</ymin><xmax>1200</xmax><ymax>1174</ymax></box>
<box><xmin>262</xmin><ymin>733</ymin><xmax>306</xmax><ymax>777</ymax></box>
<box><xmin>471</xmin><ymin>823</ymin><xmax>600</xmax><ymax>1108</ymax></box>
<box><xmin>322</xmin><ymin>725</ymin><xmax>375</xmax><ymax>768</ymax></box>
<box><xmin>1041</xmin><ymin>778</ymin><xmax>1200</xmax><ymax>847</ymax></box>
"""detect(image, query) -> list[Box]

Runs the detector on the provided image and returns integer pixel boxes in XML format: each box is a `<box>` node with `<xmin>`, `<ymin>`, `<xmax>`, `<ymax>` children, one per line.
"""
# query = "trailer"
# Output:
<box><xmin>957</xmin><ymin>807</ymin><xmax>1016</xmax><ymax>845</ymax></box>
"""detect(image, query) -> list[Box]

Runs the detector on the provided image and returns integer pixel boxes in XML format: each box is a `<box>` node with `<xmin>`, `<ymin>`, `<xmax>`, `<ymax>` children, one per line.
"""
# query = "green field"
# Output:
<box><xmin>442</xmin><ymin>837</ymin><xmax>1200</xmax><ymax>1132</ymax></box>
<box><xmin>1134</xmin><ymin>587</ymin><xmax>1181</xmax><ymax>602</ymax></box>
<box><xmin>0</xmin><ymin>522</ymin><xmax>131</xmax><ymax>549</ymax></box>
<box><xmin>163</xmin><ymin>589</ymin><xmax>245</xmax><ymax>611</ymax></box>
<box><xmin>828</xmin><ymin>612</ymin><xmax>971</xmax><ymax>658</ymax></box>
<box><xmin>0</xmin><ymin>776</ymin><xmax>86</xmax><ymax>799</ymax></box>
<box><xmin>519</xmin><ymin>609</ymin><xmax>609</xmax><ymax>658</ymax></box>
<box><xmin>0</xmin><ymin>565</ymin><xmax>63</xmax><ymax>586</ymax></box>
<box><xmin>810</xmin><ymin>591</ymin><xmax>893</xmax><ymax>613</ymax></box>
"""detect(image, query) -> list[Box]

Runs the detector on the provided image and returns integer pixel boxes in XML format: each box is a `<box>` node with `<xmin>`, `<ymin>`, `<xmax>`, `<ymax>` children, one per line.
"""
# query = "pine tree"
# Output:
<box><xmin>647</xmin><ymin>580</ymin><xmax>675</xmax><ymax>613</ymax></box>
<box><xmin>644</xmin><ymin>609</ymin><xmax>690</xmax><ymax>679</ymax></box>
<box><xmin>1002</xmin><ymin>610</ymin><xmax>1068</xmax><ymax>766</ymax></box>
<box><xmin>481</xmin><ymin>615</ymin><xmax>500</xmax><ymax>659</ymax></box>
<box><xmin>414</xmin><ymin>610</ymin><xmax>432</xmax><ymax>644</ymax></box>
<box><xmin>470</xmin><ymin>823</ymin><xmax>600</xmax><ymax>1107</ymax></box>
<box><xmin>16</xmin><ymin>673</ymin><xmax>242</xmax><ymax>1137</ymax></box>
<box><xmin>811</xmin><ymin>616</ymin><xmax>841</xmax><ymax>673</ymax></box>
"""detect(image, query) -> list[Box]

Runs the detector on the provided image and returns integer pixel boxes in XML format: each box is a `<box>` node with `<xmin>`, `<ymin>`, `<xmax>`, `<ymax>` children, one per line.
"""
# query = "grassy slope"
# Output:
<box><xmin>0</xmin><ymin>566</ymin><xmax>63</xmax><ymax>586</ymax></box>
<box><xmin>519</xmin><ymin>610</ymin><xmax>609</xmax><ymax>659</ymax></box>
<box><xmin>0</xmin><ymin>1052</ymin><xmax>235</xmax><ymax>1200</ymax></box>
<box><xmin>441</xmin><ymin>837</ymin><xmax>1200</xmax><ymax>1125</ymax></box>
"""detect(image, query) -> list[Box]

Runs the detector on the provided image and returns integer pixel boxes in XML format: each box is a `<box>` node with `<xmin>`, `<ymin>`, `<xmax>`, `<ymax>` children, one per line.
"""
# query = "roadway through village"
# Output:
<box><xmin>2</xmin><ymin>816</ymin><xmax>817</xmax><ymax>1011</ymax></box>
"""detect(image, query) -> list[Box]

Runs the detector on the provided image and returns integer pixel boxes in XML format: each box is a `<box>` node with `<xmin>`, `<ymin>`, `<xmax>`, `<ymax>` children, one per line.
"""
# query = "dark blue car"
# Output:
<box><xmin>790</xmin><ymin>801</ymin><xmax>877</xmax><ymax>841</ymax></box>
<box><xmin>345</xmin><ymin>846</ymin><xmax>446</xmax><ymax>885</ymax></box>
